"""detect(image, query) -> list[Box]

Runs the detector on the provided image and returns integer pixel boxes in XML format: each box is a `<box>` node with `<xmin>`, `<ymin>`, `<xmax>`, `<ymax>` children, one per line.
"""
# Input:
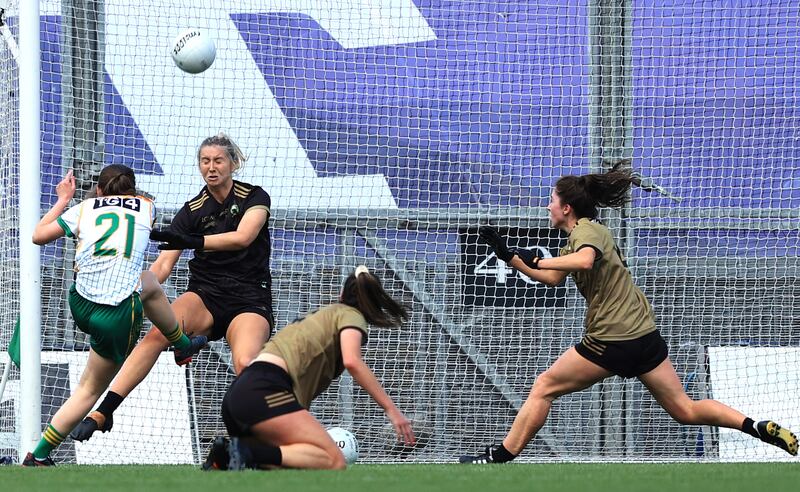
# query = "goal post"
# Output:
<box><xmin>1</xmin><ymin>0</ymin><xmax>799</xmax><ymax>464</ymax></box>
<box><xmin>16</xmin><ymin>0</ymin><xmax>43</xmax><ymax>460</ymax></box>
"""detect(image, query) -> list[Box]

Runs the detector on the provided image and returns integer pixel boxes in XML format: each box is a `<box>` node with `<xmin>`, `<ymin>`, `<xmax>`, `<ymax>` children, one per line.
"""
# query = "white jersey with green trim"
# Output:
<box><xmin>57</xmin><ymin>195</ymin><xmax>155</xmax><ymax>306</ymax></box>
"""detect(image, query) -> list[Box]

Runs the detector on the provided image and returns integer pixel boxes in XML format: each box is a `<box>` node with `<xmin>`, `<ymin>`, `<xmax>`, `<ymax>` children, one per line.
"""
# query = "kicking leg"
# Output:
<box><xmin>139</xmin><ymin>272</ymin><xmax>208</xmax><ymax>365</ymax></box>
<box><xmin>640</xmin><ymin>357</ymin><xmax>798</xmax><ymax>456</ymax></box>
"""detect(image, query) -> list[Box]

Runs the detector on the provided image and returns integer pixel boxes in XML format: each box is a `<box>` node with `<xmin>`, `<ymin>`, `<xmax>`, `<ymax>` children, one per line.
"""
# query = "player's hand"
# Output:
<box><xmin>509</xmin><ymin>247</ymin><xmax>541</xmax><ymax>269</ymax></box>
<box><xmin>478</xmin><ymin>226</ymin><xmax>513</xmax><ymax>262</ymax></box>
<box><xmin>56</xmin><ymin>170</ymin><xmax>76</xmax><ymax>203</ymax></box>
<box><xmin>387</xmin><ymin>409</ymin><xmax>416</xmax><ymax>446</ymax></box>
<box><xmin>150</xmin><ymin>229</ymin><xmax>204</xmax><ymax>250</ymax></box>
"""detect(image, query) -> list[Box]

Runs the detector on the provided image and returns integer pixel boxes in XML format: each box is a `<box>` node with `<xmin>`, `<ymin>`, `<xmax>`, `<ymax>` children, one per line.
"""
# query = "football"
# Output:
<box><xmin>170</xmin><ymin>28</ymin><xmax>216</xmax><ymax>74</ymax></box>
<box><xmin>327</xmin><ymin>426</ymin><xmax>359</xmax><ymax>465</ymax></box>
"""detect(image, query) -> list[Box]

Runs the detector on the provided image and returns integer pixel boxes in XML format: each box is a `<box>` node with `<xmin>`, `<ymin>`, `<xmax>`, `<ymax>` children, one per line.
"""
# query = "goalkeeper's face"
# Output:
<box><xmin>198</xmin><ymin>145</ymin><xmax>234</xmax><ymax>188</ymax></box>
<box><xmin>547</xmin><ymin>190</ymin><xmax>568</xmax><ymax>229</ymax></box>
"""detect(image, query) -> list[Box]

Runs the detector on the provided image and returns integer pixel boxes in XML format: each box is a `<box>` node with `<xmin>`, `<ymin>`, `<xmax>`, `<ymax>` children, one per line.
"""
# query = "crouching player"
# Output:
<box><xmin>204</xmin><ymin>266</ymin><xmax>416</xmax><ymax>470</ymax></box>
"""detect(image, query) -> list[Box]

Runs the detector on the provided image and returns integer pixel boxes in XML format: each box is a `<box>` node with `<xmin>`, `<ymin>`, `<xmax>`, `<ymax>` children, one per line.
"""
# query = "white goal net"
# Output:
<box><xmin>0</xmin><ymin>0</ymin><xmax>798</xmax><ymax>464</ymax></box>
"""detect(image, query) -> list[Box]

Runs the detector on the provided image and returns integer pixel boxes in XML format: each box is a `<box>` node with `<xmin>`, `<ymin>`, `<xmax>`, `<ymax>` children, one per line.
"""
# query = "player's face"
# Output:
<box><xmin>547</xmin><ymin>190</ymin><xmax>567</xmax><ymax>229</ymax></box>
<box><xmin>198</xmin><ymin>145</ymin><xmax>233</xmax><ymax>188</ymax></box>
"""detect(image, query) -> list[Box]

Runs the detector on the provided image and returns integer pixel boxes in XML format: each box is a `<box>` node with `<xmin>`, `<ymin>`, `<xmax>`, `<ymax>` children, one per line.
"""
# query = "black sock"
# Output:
<box><xmin>96</xmin><ymin>391</ymin><xmax>125</xmax><ymax>418</ymax></box>
<box><xmin>245</xmin><ymin>442</ymin><xmax>282</xmax><ymax>466</ymax></box>
<box><xmin>492</xmin><ymin>444</ymin><xmax>516</xmax><ymax>463</ymax></box>
<box><xmin>741</xmin><ymin>417</ymin><xmax>760</xmax><ymax>438</ymax></box>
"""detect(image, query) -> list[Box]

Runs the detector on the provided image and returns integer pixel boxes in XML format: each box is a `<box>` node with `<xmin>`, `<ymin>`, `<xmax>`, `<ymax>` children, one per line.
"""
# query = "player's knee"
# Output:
<box><xmin>530</xmin><ymin>373</ymin><xmax>559</xmax><ymax>401</ymax></box>
<box><xmin>232</xmin><ymin>354</ymin><xmax>256</xmax><ymax>375</ymax></box>
<box><xmin>138</xmin><ymin>271</ymin><xmax>160</xmax><ymax>301</ymax></box>
<box><xmin>327</xmin><ymin>450</ymin><xmax>347</xmax><ymax>470</ymax></box>
<box><xmin>667</xmin><ymin>401</ymin><xmax>696</xmax><ymax>425</ymax></box>
<box><xmin>142</xmin><ymin>326</ymin><xmax>171</xmax><ymax>348</ymax></box>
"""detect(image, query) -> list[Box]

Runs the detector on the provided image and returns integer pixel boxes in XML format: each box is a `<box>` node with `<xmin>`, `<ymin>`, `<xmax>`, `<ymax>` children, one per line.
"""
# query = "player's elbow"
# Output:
<box><xmin>31</xmin><ymin>230</ymin><xmax>48</xmax><ymax>245</ymax></box>
<box><xmin>538</xmin><ymin>272</ymin><xmax>567</xmax><ymax>288</ymax></box>
<box><xmin>342</xmin><ymin>356</ymin><xmax>363</xmax><ymax>373</ymax></box>
<box><xmin>574</xmin><ymin>249</ymin><xmax>597</xmax><ymax>271</ymax></box>
<box><xmin>541</xmin><ymin>277</ymin><xmax>562</xmax><ymax>288</ymax></box>
<box><xmin>231</xmin><ymin>233</ymin><xmax>257</xmax><ymax>250</ymax></box>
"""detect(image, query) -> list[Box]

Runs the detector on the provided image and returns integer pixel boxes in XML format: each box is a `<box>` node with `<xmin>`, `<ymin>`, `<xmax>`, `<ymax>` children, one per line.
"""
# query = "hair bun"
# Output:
<box><xmin>355</xmin><ymin>265</ymin><xmax>370</xmax><ymax>277</ymax></box>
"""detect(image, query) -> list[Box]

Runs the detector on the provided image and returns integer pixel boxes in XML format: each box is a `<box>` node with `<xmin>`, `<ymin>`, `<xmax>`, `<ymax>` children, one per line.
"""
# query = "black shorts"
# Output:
<box><xmin>222</xmin><ymin>361</ymin><xmax>304</xmax><ymax>437</ymax></box>
<box><xmin>575</xmin><ymin>330</ymin><xmax>669</xmax><ymax>378</ymax></box>
<box><xmin>187</xmin><ymin>281</ymin><xmax>274</xmax><ymax>341</ymax></box>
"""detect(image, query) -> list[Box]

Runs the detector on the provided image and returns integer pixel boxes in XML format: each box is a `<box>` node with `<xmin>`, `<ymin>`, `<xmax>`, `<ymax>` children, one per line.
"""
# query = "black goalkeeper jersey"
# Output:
<box><xmin>170</xmin><ymin>180</ymin><xmax>272</xmax><ymax>289</ymax></box>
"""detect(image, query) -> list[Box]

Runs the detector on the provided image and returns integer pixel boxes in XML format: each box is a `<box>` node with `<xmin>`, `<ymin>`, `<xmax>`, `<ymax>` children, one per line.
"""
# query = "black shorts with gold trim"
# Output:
<box><xmin>187</xmin><ymin>281</ymin><xmax>274</xmax><ymax>342</ymax></box>
<box><xmin>221</xmin><ymin>361</ymin><xmax>303</xmax><ymax>437</ymax></box>
<box><xmin>575</xmin><ymin>330</ymin><xmax>668</xmax><ymax>378</ymax></box>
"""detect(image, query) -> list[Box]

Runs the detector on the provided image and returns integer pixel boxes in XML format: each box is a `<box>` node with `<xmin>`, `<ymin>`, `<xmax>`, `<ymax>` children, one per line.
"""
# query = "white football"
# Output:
<box><xmin>170</xmin><ymin>28</ymin><xmax>216</xmax><ymax>74</ymax></box>
<box><xmin>327</xmin><ymin>426</ymin><xmax>359</xmax><ymax>465</ymax></box>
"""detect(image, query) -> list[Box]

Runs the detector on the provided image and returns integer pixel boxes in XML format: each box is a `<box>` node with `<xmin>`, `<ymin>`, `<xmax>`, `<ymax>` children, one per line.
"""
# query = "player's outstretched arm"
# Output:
<box><xmin>478</xmin><ymin>225</ymin><xmax>571</xmax><ymax>287</ymax></box>
<box><xmin>340</xmin><ymin>328</ymin><xmax>416</xmax><ymax>446</ymax></box>
<box><xmin>150</xmin><ymin>229</ymin><xmax>204</xmax><ymax>250</ymax></box>
<box><xmin>508</xmin><ymin>256</ymin><xmax>570</xmax><ymax>287</ymax></box>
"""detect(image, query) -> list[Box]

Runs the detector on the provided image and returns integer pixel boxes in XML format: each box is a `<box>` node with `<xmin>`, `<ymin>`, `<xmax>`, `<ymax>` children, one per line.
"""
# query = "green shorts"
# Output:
<box><xmin>68</xmin><ymin>284</ymin><xmax>143</xmax><ymax>364</ymax></box>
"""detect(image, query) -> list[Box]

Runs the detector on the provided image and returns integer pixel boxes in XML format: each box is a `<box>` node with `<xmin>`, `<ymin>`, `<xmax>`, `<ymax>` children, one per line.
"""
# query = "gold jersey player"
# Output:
<box><xmin>460</xmin><ymin>167</ymin><xmax>797</xmax><ymax>463</ymax></box>
<box><xmin>72</xmin><ymin>133</ymin><xmax>274</xmax><ymax>442</ymax></box>
<box><xmin>22</xmin><ymin>165</ymin><xmax>206</xmax><ymax>466</ymax></box>
<box><xmin>203</xmin><ymin>266</ymin><xmax>416</xmax><ymax>470</ymax></box>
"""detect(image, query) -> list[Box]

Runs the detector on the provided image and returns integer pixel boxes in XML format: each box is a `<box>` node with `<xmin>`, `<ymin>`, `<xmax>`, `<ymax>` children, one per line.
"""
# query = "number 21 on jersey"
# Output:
<box><xmin>91</xmin><ymin>196</ymin><xmax>144</xmax><ymax>258</ymax></box>
<box><xmin>94</xmin><ymin>212</ymin><xmax>136</xmax><ymax>258</ymax></box>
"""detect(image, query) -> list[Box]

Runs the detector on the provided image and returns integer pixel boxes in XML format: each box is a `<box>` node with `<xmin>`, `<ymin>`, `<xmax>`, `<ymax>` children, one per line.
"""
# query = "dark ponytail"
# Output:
<box><xmin>97</xmin><ymin>164</ymin><xmax>137</xmax><ymax>196</ymax></box>
<box><xmin>555</xmin><ymin>160</ymin><xmax>638</xmax><ymax>219</ymax></box>
<box><xmin>340</xmin><ymin>266</ymin><xmax>408</xmax><ymax>328</ymax></box>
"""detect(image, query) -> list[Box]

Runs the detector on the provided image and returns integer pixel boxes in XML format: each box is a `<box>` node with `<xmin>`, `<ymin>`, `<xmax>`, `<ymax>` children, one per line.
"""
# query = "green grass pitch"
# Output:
<box><xmin>3</xmin><ymin>463</ymin><xmax>799</xmax><ymax>492</ymax></box>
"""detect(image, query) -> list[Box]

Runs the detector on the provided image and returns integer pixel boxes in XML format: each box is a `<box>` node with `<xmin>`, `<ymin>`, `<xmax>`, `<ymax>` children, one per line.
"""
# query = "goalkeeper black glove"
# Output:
<box><xmin>509</xmin><ymin>247</ymin><xmax>541</xmax><ymax>269</ymax></box>
<box><xmin>150</xmin><ymin>229</ymin><xmax>205</xmax><ymax>250</ymax></box>
<box><xmin>478</xmin><ymin>226</ymin><xmax>513</xmax><ymax>263</ymax></box>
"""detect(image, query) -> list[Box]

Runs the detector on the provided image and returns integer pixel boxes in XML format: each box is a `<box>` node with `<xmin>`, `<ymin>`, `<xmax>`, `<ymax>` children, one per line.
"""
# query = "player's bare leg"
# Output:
<box><xmin>25</xmin><ymin>350</ymin><xmax>120</xmax><ymax>465</ymax></box>
<box><xmin>139</xmin><ymin>272</ymin><xmax>209</xmax><ymax>364</ymax></box>
<box><xmin>506</xmin><ymin>348</ymin><xmax>610</xmax><ymax>451</ymax></box>
<box><xmin>110</xmin><ymin>291</ymin><xmax>212</xmax><ymax>396</ymax></box>
<box><xmin>249</xmin><ymin>410</ymin><xmax>345</xmax><ymax>470</ymax></box>
<box><xmin>226</xmin><ymin>312</ymin><xmax>271</xmax><ymax>375</ymax></box>
<box><xmin>71</xmin><ymin>292</ymin><xmax>213</xmax><ymax>441</ymax></box>
<box><xmin>460</xmin><ymin>347</ymin><xmax>610</xmax><ymax>463</ymax></box>
<box><xmin>204</xmin><ymin>411</ymin><xmax>345</xmax><ymax>471</ymax></box>
<box><xmin>640</xmin><ymin>358</ymin><xmax>746</xmax><ymax>427</ymax></box>
<box><xmin>640</xmin><ymin>358</ymin><xmax>798</xmax><ymax>456</ymax></box>
<box><xmin>139</xmin><ymin>272</ymin><xmax>178</xmax><ymax>333</ymax></box>
<box><xmin>50</xmin><ymin>350</ymin><xmax>120</xmax><ymax>432</ymax></box>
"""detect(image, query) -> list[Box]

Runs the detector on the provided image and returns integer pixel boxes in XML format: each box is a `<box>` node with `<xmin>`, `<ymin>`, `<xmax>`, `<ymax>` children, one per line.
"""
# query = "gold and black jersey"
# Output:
<box><xmin>170</xmin><ymin>180</ymin><xmax>272</xmax><ymax>288</ymax></box>
<box><xmin>560</xmin><ymin>218</ymin><xmax>656</xmax><ymax>341</ymax></box>
<box><xmin>260</xmin><ymin>304</ymin><xmax>369</xmax><ymax>409</ymax></box>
